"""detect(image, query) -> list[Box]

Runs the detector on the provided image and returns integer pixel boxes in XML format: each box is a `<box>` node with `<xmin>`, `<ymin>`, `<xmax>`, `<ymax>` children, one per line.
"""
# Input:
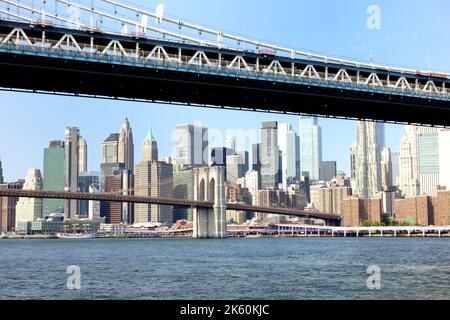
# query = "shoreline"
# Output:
<box><xmin>1</xmin><ymin>234</ymin><xmax>450</xmax><ymax>240</ymax></box>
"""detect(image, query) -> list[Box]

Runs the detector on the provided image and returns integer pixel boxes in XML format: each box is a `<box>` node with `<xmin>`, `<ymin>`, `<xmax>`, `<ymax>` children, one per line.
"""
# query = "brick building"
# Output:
<box><xmin>0</xmin><ymin>181</ymin><xmax>24</xmax><ymax>232</ymax></box>
<box><xmin>343</xmin><ymin>190</ymin><xmax>450</xmax><ymax>227</ymax></box>
<box><xmin>394</xmin><ymin>195</ymin><xmax>431</xmax><ymax>226</ymax></box>
<box><xmin>342</xmin><ymin>197</ymin><xmax>382</xmax><ymax>227</ymax></box>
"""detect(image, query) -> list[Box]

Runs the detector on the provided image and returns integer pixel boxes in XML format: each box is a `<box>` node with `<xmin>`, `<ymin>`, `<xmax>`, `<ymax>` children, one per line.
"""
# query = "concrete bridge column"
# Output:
<box><xmin>193</xmin><ymin>166</ymin><xmax>227</xmax><ymax>239</ymax></box>
<box><xmin>193</xmin><ymin>208</ymin><xmax>209</xmax><ymax>239</ymax></box>
<box><xmin>212</xmin><ymin>166</ymin><xmax>227</xmax><ymax>238</ymax></box>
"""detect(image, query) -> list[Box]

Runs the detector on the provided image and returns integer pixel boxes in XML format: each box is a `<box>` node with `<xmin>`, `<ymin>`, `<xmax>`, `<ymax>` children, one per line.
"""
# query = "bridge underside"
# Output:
<box><xmin>0</xmin><ymin>52</ymin><xmax>449</xmax><ymax>126</ymax></box>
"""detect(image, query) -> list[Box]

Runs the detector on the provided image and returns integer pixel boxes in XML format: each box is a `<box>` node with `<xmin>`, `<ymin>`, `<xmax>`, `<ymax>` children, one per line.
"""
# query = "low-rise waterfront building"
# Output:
<box><xmin>342</xmin><ymin>197</ymin><xmax>382</xmax><ymax>227</ymax></box>
<box><xmin>394</xmin><ymin>195</ymin><xmax>431</xmax><ymax>226</ymax></box>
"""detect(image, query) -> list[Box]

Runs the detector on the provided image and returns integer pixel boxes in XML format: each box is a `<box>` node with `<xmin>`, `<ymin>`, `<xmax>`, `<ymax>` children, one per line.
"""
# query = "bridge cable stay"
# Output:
<box><xmin>55</xmin><ymin>0</ymin><xmax>233</xmax><ymax>48</ymax></box>
<box><xmin>4</xmin><ymin>0</ymin><xmax>444</xmax><ymax>77</ymax></box>
<box><xmin>99</xmin><ymin>0</ymin><xmax>417</xmax><ymax>73</ymax></box>
<box><xmin>2</xmin><ymin>0</ymin><xmax>86</xmax><ymax>29</ymax></box>
<box><xmin>82</xmin><ymin>0</ymin><xmax>447</xmax><ymax>75</ymax></box>
<box><xmin>0</xmin><ymin>7</ymin><xmax>32</xmax><ymax>22</ymax></box>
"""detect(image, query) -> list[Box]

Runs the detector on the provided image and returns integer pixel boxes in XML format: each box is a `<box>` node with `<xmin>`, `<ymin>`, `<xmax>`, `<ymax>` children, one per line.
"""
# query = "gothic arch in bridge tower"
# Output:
<box><xmin>193</xmin><ymin>167</ymin><xmax>226</xmax><ymax>239</ymax></box>
<box><xmin>199</xmin><ymin>179</ymin><xmax>206</xmax><ymax>201</ymax></box>
<box><xmin>209</xmin><ymin>178</ymin><xmax>215</xmax><ymax>203</ymax></box>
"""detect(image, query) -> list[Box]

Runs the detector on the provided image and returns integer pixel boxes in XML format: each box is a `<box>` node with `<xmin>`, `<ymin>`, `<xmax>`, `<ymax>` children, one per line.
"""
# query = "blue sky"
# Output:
<box><xmin>1</xmin><ymin>0</ymin><xmax>450</xmax><ymax>181</ymax></box>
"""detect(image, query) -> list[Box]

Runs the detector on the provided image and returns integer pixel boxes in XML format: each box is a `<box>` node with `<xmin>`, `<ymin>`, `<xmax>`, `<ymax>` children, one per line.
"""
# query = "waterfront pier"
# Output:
<box><xmin>276</xmin><ymin>224</ymin><xmax>450</xmax><ymax>238</ymax></box>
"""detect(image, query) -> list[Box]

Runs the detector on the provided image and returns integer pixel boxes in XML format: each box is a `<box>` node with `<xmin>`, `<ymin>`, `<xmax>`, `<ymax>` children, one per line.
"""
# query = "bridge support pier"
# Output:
<box><xmin>193</xmin><ymin>166</ymin><xmax>227</xmax><ymax>239</ymax></box>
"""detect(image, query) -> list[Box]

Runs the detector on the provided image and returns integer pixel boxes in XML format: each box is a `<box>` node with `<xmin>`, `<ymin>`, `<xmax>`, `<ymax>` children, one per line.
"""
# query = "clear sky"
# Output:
<box><xmin>1</xmin><ymin>0</ymin><xmax>450</xmax><ymax>181</ymax></box>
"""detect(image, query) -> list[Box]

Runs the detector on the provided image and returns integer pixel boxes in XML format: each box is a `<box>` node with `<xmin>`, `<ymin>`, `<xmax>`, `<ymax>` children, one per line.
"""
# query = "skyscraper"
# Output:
<box><xmin>260</xmin><ymin>121</ymin><xmax>279</xmax><ymax>190</ymax></box>
<box><xmin>225</xmin><ymin>135</ymin><xmax>236</xmax><ymax>153</ymax></box>
<box><xmin>211</xmin><ymin>147</ymin><xmax>234</xmax><ymax>167</ymax></box>
<box><xmin>118</xmin><ymin>117</ymin><xmax>134</xmax><ymax>172</ymax></box>
<box><xmin>419</xmin><ymin>128</ymin><xmax>439</xmax><ymax>196</ymax></box>
<box><xmin>100</xmin><ymin>133</ymin><xmax>123</xmax><ymax>192</ymax></box>
<box><xmin>78</xmin><ymin>138</ymin><xmax>88</xmax><ymax>173</ymax></box>
<box><xmin>135</xmin><ymin>129</ymin><xmax>173</xmax><ymax>224</ymax></box>
<box><xmin>438</xmin><ymin>129</ymin><xmax>450</xmax><ymax>190</ymax></box>
<box><xmin>78</xmin><ymin>171</ymin><xmax>99</xmax><ymax>217</ymax></box>
<box><xmin>43</xmin><ymin>140</ymin><xmax>65</xmax><ymax>216</ymax></box>
<box><xmin>399</xmin><ymin>126</ymin><xmax>420</xmax><ymax>197</ymax></box>
<box><xmin>226</xmin><ymin>154</ymin><xmax>245</xmax><ymax>185</ymax></box>
<box><xmin>64</xmin><ymin>127</ymin><xmax>83</xmax><ymax>218</ymax></box>
<box><xmin>173</xmin><ymin>164</ymin><xmax>195</xmax><ymax>222</ymax></box>
<box><xmin>0</xmin><ymin>180</ymin><xmax>24</xmax><ymax>232</ymax></box>
<box><xmin>236</xmin><ymin>150</ymin><xmax>250</xmax><ymax>174</ymax></box>
<box><xmin>278</xmin><ymin>124</ymin><xmax>290</xmax><ymax>186</ymax></box>
<box><xmin>391</xmin><ymin>151</ymin><xmax>400</xmax><ymax>187</ymax></box>
<box><xmin>380</xmin><ymin>147</ymin><xmax>393</xmax><ymax>192</ymax></box>
<box><xmin>244</xmin><ymin>170</ymin><xmax>260</xmax><ymax>205</ymax></box>
<box><xmin>252</xmin><ymin>143</ymin><xmax>261</xmax><ymax>172</ymax></box>
<box><xmin>349</xmin><ymin>144</ymin><xmax>357</xmax><ymax>191</ymax></box>
<box><xmin>142</xmin><ymin>127</ymin><xmax>158</xmax><ymax>162</ymax></box>
<box><xmin>299</xmin><ymin>116</ymin><xmax>322</xmax><ymax>181</ymax></box>
<box><xmin>278</xmin><ymin>124</ymin><xmax>300</xmax><ymax>189</ymax></box>
<box><xmin>104</xmin><ymin>170</ymin><xmax>134</xmax><ymax>224</ymax></box>
<box><xmin>101</xmin><ymin>133</ymin><xmax>119</xmax><ymax>165</ymax></box>
<box><xmin>353</xmin><ymin>121</ymin><xmax>385</xmax><ymax>198</ymax></box>
<box><xmin>320</xmin><ymin>161</ymin><xmax>337</xmax><ymax>182</ymax></box>
<box><xmin>15</xmin><ymin>169</ymin><xmax>43</xmax><ymax>229</ymax></box>
<box><xmin>175</xmin><ymin>123</ymin><xmax>208</xmax><ymax>167</ymax></box>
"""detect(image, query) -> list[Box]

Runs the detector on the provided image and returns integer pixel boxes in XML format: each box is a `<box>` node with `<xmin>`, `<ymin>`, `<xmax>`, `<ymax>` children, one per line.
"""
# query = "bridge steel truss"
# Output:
<box><xmin>0</xmin><ymin>15</ymin><xmax>449</xmax><ymax>125</ymax></box>
<box><xmin>0</xmin><ymin>189</ymin><xmax>342</xmax><ymax>226</ymax></box>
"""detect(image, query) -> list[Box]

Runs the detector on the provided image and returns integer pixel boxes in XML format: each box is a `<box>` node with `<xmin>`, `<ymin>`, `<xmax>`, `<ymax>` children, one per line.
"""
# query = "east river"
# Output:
<box><xmin>0</xmin><ymin>238</ymin><xmax>449</xmax><ymax>300</ymax></box>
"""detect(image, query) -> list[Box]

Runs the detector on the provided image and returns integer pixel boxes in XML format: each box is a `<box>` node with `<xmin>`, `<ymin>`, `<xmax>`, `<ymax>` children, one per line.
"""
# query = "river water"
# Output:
<box><xmin>0</xmin><ymin>238</ymin><xmax>449</xmax><ymax>300</ymax></box>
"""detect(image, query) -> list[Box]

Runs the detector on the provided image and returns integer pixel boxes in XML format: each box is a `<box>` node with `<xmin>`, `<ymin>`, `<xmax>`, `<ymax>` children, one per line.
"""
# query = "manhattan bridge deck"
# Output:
<box><xmin>0</xmin><ymin>0</ymin><xmax>449</xmax><ymax>126</ymax></box>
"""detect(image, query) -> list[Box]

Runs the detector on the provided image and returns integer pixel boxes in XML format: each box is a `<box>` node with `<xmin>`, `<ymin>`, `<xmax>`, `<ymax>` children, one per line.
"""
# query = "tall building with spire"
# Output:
<box><xmin>15</xmin><ymin>169</ymin><xmax>43</xmax><ymax>229</ymax></box>
<box><xmin>353</xmin><ymin>121</ymin><xmax>385</xmax><ymax>198</ymax></box>
<box><xmin>135</xmin><ymin>128</ymin><xmax>173</xmax><ymax>224</ymax></box>
<box><xmin>142</xmin><ymin>127</ymin><xmax>158</xmax><ymax>162</ymax></box>
<box><xmin>118</xmin><ymin>117</ymin><xmax>134</xmax><ymax>172</ymax></box>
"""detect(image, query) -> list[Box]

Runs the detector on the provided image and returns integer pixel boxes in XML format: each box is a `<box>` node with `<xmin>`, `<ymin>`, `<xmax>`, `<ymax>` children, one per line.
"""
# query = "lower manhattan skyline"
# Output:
<box><xmin>0</xmin><ymin>91</ymin><xmax>404</xmax><ymax>182</ymax></box>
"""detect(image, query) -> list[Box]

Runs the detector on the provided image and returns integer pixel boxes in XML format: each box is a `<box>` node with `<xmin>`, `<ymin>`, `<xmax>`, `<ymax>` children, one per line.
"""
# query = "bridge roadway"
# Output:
<box><xmin>0</xmin><ymin>189</ymin><xmax>341</xmax><ymax>225</ymax></box>
<box><xmin>0</xmin><ymin>19</ymin><xmax>450</xmax><ymax>126</ymax></box>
